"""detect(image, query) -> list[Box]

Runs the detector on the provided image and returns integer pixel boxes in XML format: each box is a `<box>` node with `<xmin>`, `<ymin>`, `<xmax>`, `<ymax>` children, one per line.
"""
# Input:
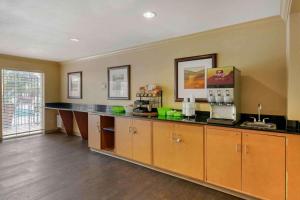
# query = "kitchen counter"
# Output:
<box><xmin>45</xmin><ymin>102</ymin><xmax>300</xmax><ymax>200</ymax></box>
<box><xmin>45</xmin><ymin>102</ymin><xmax>299</xmax><ymax>135</ymax></box>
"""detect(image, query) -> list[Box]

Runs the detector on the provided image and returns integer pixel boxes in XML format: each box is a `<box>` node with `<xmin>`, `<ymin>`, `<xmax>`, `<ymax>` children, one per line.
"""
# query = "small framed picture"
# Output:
<box><xmin>68</xmin><ymin>71</ymin><xmax>82</xmax><ymax>99</ymax></box>
<box><xmin>108</xmin><ymin>65</ymin><xmax>130</xmax><ymax>100</ymax></box>
<box><xmin>175</xmin><ymin>54</ymin><xmax>217</xmax><ymax>102</ymax></box>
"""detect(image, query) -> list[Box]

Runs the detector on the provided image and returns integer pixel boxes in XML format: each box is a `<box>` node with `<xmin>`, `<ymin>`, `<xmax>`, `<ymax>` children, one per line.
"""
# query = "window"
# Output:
<box><xmin>2</xmin><ymin>69</ymin><xmax>44</xmax><ymax>138</ymax></box>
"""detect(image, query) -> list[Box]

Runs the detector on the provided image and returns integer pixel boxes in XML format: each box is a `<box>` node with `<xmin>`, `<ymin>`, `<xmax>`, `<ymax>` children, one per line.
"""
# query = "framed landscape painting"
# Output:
<box><xmin>174</xmin><ymin>54</ymin><xmax>217</xmax><ymax>102</ymax></box>
<box><xmin>68</xmin><ymin>71</ymin><xmax>82</xmax><ymax>99</ymax></box>
<box><xmin>108</xmin><ymin>65</ymin><xmax>130</xmax><ymax>100</ymax></box>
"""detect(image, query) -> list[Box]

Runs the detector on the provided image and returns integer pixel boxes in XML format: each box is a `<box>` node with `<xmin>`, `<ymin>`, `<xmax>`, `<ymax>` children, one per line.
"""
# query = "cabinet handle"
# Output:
<box><xmin>96</xmin><ymin>121</ymin><xmax>100</xmax><ymax>133</ymax></box>
<box><xmin>244</xmin><ymin>145</ymin><xmax>249</xmax><ymax>154</ymax></box>
<box><xmin>172</xmin><ymin>132</ymin><xmax>183</xmax><ymax>143</ymax></box>
<box><xmin>129</xmin><ymin>127</ymin><xmax>132</xmax><ymax>134</ymax></box>
<box><xmin>175</xmin><ymin>138</ymin><xmax>182</xmax><ymax>143</ymax></box>
<box><xmin>236</xmin><ymin>144</ymin><xmax>241</xmax><ymax>152</ymax></box>
<box><xmin>132</xmin><ymin>127</ymin><xmax>137</xmax><ymax>134</ymax></box>
<box><xmin>172</xmin><ymin>132</ymin><xmax>176</xmax><ymax>141</ymax></box>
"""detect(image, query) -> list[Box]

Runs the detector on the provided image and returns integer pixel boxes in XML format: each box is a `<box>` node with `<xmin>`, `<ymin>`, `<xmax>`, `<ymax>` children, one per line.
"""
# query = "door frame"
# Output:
<box><xmin>0</xmin><ymin>68</ymin><xmax>45</xmax><ymax>139</ymax></box>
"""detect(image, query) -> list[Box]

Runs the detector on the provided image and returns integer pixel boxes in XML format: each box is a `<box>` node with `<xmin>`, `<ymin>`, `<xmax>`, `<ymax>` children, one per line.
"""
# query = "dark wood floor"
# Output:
<box><xmin>0</xmin><ymin>133</ymin><xmax>243</xmax><ymax>200</ymax></box>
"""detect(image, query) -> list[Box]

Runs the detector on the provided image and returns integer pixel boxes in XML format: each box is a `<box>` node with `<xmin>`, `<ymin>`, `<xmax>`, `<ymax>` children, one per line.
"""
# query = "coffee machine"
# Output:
<box><xmin>206</xmin><ymin>66</ymin><xmax>241</xmax><ymax>125</ymax></box>
<box><xmin>133</xmin><ymin>84</ymin><xmax>162</xmax><ymax>117</ymax></box>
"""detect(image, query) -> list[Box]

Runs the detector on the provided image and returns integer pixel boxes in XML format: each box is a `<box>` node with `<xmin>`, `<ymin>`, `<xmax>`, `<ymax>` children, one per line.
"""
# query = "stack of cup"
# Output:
<box><xmin>182</xmin><ymin>96</ymin><xmax>196</xmax><ymax>117</ymax></box>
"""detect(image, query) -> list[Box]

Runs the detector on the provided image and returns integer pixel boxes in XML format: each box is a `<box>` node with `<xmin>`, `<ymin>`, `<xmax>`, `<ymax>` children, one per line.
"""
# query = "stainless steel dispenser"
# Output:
<box><xmin>207</xmin><ymin>66</ymin><xmax>241</xmax><ymax>125</ymax></box>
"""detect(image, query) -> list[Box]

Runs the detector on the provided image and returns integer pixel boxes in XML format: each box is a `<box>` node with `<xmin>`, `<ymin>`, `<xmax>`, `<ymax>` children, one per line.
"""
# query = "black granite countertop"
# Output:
<box><xmin>45</xmin><ymin>102</ymin><xmax>300</xmax><ymax>135</ymax></box>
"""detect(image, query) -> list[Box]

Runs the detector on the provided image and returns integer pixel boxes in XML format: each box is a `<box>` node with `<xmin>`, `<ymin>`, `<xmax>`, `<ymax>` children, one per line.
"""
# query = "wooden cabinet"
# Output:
<box><xmin>206</xmin><ymin>127</ymin><xmax>286</xmax><ymax>199</ymax></box>
<box><xmin>92</xmin><ymin>115</ymin><xmax>289</xmax><ymax>199</ymax></box>
<box><xmin>115</xmin><ymin>117</ymin><xmax>152</xmax><ymax>164</ymax></box>
<box><xmin>132</xmin><ymin>119</ymin><xmax>152</xmax><ymax>164</ymax></box>
<box><xmin>287</xmin><ymin>135</ymin><xmax>300</xmax><ymax>200</ymax></box>
<box><xmin>88</xmin><ymin>114</ymin><xmax>290</xmax><ymax>200</ymax></box>
<box><xmin>205</xmin><ymin>127</ymin><xmax>242</xmax><ymax>191</ymax></box>
<box><xmin>153</xmin><ymin>122</ymin><xmax>174</xmax><ymax>171</ymax></box>
<box><xmin>88</xmin><ymin>114</ymin><xmax>101</xmax><ymax>150</ymax></box>
<box><xmin>115</xmin><ymin>117</ymin><xmax>132</xmax><ymax>159</ymax></box>
<box><xmin>242</xmin><ymin>132</ymin><xmax>286</xmax><ymax>200</ymax></box>
<box><xmin>153</xmin><ymin>122</ymin><xmax>204</xmax><ymax>180</ymax></box>
<box><xmin>173</xmin><ymin>123</ymin><xmax>204</xmax><ymax>180</ymax></box>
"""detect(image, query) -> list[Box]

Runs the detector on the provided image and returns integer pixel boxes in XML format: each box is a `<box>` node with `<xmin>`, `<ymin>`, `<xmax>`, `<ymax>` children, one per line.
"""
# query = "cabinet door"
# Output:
<box><xmin>153</xmin><ymin>121</ymin><xmax>174</xmax><ymax>171</ymax></box>
<box><xmin>242</xmin><ymin>132</ymin><xmax>285</xmax><ymax>200</ymax></box>
<box><xmin>115</xmin><ymin>117</ymin><xmax>132</xmax><ymax>159</ymax></box>
<box><xmin>206</xmin><ymin>127</ymin><xmax>242</xmax><ymax>191</ymax></box>
<box><xmin>88</xmin><ymin>114</ymin><xmax>101</xmax><ymax>150</ymax></box>
<box><xmin>132</xmin><ymin>119</ymin><xmax>152</xmax><ymax>165</ymax></box>
<box><xmin>173</xmin><ymin>124</ymin><xmax>204</xmax><ymax>180</ymax></box>
<box><xmin>287</xmin><ymin>135</ymin><xmax>300</xmax><ymax>200</ymax></box>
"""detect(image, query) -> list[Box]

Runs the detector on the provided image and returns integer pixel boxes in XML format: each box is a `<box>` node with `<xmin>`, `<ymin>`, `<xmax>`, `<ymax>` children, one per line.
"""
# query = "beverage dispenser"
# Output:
<box><xmin>206</xmin><ymin>66</ymin><xmax>241</xmax><ymax>125</ymax></box>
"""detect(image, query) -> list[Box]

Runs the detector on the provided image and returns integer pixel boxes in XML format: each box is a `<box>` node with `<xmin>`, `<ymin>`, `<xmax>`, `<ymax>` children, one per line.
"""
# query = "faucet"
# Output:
<box><xmin>250</xmin><ymin>104</ymin><xmax>269</xmax><ymax>123</ymax></box>
<box><xmin>258</xmin><ymin>103</ymin><xmax>261</xmax><ymax>122</ymax></box>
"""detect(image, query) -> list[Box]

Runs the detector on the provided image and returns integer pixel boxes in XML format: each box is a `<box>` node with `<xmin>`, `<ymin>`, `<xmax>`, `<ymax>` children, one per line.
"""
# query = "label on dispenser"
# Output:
<box><xmin>207</xmin><ymin>66</ymin><xmax>235</xmax><ymax>88</ymax></box>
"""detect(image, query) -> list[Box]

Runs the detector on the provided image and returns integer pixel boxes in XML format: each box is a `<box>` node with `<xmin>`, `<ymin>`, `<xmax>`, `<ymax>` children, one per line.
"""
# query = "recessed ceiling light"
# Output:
<box><xmin>143</xmin><ymin>11</ymin><xmax>156</xmax><ymax>19</ymax></box>
<box><xmin>70</xmin><ymin>38</ymin><xmax>80</xmax><ymax>42</ymax></box>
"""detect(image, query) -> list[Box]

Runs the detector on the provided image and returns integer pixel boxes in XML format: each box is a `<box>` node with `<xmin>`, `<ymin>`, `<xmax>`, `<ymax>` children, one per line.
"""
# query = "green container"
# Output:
<box><xmin>166</xmin><ymin>110</ymin><xmax>176</xmax><ymax>116</ymax></box>
<box><xmin>173</xmin><ymin>111</ymin><xmax>183</xmax><ymax>118</ymax></box>
<box><xmin>111</xmin><ymin>106</ymin><xmax>125</xmax><ymax>113</ymax></box>
<box><xmin>157</xmin><ymin>107</ymin><xmax>171</xmax><ymax>116</ymax></box>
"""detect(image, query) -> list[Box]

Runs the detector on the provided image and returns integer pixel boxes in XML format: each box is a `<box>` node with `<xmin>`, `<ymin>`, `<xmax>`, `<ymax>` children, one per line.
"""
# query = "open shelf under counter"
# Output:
<box><xmin>100</xmin><ymin>115</ymin><xmax>115</xmax><ymax>151</ymax></box>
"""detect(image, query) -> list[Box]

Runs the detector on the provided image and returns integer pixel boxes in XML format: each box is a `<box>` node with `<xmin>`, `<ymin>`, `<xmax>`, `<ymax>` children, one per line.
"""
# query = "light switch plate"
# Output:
<box><xmin>101</xmin><ymin>82</ymin><xmax>107</xmax><ymax>89</ymax></box>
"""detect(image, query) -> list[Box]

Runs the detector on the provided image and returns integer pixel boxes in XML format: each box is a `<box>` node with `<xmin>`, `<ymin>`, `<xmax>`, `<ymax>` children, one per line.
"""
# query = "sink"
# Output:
<box><xmin>240</xmin><ymin>121</ymin><xmax>277</xmax><ymax>130</ymax></box>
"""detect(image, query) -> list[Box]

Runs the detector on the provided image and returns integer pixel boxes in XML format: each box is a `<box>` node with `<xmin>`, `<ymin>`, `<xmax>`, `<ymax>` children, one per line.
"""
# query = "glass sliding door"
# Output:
<box><xmin>2</xmin><ymin>69</ymin><xmax>44</xmax><ymax>138</ymax></box>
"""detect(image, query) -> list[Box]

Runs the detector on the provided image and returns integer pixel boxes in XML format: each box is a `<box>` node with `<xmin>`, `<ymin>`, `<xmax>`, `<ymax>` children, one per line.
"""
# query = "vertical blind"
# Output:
<box><xmin>2</xmin><ymin>69</ymin><xmax>44</xmax><ymax>138</ymax></box>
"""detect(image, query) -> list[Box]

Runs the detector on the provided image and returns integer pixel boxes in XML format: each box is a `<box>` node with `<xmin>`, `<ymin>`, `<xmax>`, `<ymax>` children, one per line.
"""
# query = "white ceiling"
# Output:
<box><xmin>0</xmin><ymin>0</ymin><xmax>281</xmax><ymax>61</ymax></box>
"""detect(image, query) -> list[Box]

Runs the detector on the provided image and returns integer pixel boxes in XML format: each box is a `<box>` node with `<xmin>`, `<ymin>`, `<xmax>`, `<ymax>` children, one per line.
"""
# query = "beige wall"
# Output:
<box><xmin>61</xmin><ymin>16</ymin><xmax>287</xmax><ymax>116</ymax></box>
<box><xmin>287</xmin><ymin>5</ymin><xmax>300</xmax><ymax>120</ymax></box>
<box><xmin>0</xmin><ymin>54</ymin><xmax>61</xmax><ymax>136</ymax></box>
<box><xmin>291</xmin><ymin>0</ymin><xmax>300</xmax><ymax>13</ymax></box>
